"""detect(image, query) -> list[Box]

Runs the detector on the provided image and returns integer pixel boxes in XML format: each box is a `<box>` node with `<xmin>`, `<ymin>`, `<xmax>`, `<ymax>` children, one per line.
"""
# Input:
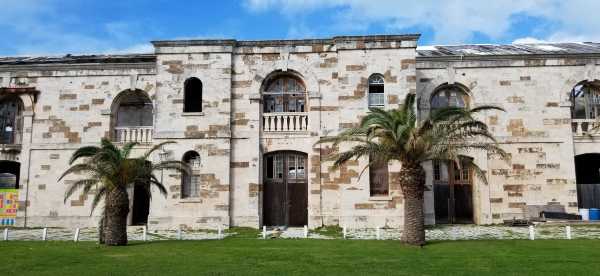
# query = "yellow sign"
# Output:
<box><xmin>0</xmin><ymin>189</ymin><xmax>18</xmax><ymax>226</ymax></box>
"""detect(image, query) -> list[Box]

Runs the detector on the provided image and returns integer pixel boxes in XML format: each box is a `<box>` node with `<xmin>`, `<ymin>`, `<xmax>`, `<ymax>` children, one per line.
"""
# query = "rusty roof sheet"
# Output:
<box><xmin>0</xmin><ymin>54</ymin><xmax>155</xmax><ymax>66</ymax></box>
<box><xmin>417</xmin><ymin>42</ymin><xmax>600</xmax><ymax>58</ymax></box>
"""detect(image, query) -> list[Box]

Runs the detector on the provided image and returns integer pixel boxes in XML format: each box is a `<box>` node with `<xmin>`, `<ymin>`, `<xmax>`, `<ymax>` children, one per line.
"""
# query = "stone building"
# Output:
<box><xmin>0</xmin><ymin>34</ymin><xmax>598</xmax><ymax>229</ymax></box>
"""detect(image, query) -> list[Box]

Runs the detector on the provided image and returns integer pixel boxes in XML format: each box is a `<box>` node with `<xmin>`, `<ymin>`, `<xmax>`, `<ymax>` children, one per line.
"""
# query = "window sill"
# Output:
<box><xmin>179</xmin><ymin>199</ymin><xmax>203</xmax><ymax>203</ymax></box>
<box><xmin>182</xmin><ymin>112</ymin><xmax>205</xmax><ymax>117</ymax></box>
<box><xmin>369</xmin><ymin>195</ymin><xmax>392</xmax><ymax>201</ymax></box>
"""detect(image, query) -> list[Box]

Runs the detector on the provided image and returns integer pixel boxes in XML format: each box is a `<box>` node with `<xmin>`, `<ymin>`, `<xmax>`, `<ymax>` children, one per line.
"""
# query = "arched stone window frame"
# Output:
<box><xmin>183</xmin><ymin>77</ymin><xmax>203</xmax><ymax>113</ymax></box>
<box><xmin>110</xmin><ymin>89</ymin><xmax>154</xmax><ymax>143</ymax></box>
<box><xmin>261</xmin><ymin>72</ymin><xmax>307</xmax><ymax>113</ymax></box>
<box><xmin>570</xmin><ymin>80</ymin><xmax>600</xmax><ymax>119</ymax></box>
<box><xmin>368</xmin><ymin>74</ymin><xmax>385</xmax><ymax>108</ymax></box>
<box><xmin>181</xmin><ymin>151</ymin><xmax>201</xmax><ymax>199</ymax></box>
<box><xmin>429</xmin><ymin>83</ymin><xmax>471</xmax><ymax>112</ymax></box>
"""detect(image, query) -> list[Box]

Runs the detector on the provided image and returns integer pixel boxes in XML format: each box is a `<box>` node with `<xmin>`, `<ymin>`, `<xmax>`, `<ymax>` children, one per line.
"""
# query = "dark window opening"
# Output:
<box><xmin>115</xmin><ymin>92</ymin><xmax>153</xmax><ymax>127</ymax></box>
<box><xmin>0</xmin><ymin>97</ymin><xmax>24</xmax><ymax>145</ymax></box>
<box><xmin>431</xmin><ymin>85</ymin><xmax>469</xmax><ymax>112</ymax></box>
<box><xmin>369</xmin><ymin>155</ymin><xmax>389</xmax><ymax>196</ymax></box>
<box><xmin>0</xmin><ymin>161</ymin><xmax>20</xmax><ymax>189</ymax></box>
<box><xmin>184</xmin><ymin>77</ymin><xmax>203</xmax><ymax>113</ymax></box>
<box><xmin>368</xmin><ymin>74</ymin><xmax>385</xmax><ymax>107</ymax></box>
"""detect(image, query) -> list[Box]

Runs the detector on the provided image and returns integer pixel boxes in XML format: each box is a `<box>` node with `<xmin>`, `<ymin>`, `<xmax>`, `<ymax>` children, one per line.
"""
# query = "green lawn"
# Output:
<box><xmin>3</xmin><ymin>238</ymin><xmax>600</xmax><ymax>275</ymax></box>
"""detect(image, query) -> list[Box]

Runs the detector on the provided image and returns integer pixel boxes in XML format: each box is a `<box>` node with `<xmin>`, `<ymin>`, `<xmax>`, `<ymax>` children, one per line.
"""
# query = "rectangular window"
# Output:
<box><xmin>433</xmin><ymin>160</ymin><xmax>441</xmax><ymax>181</ymax></box>
<box><xmin>368</xmin><ymin>93</ymin><xmax>385</xmax><ymax>107</ymax></box>
<box><xmin>369</xmin><ymin>156</ymin><xmax>389</xmax><ymax>196</ymax></box>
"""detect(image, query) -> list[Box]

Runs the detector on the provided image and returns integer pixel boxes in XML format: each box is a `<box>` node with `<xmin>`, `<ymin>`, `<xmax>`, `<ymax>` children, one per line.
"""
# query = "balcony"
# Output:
<box><xmin>113</xmin><ymin>126</ymin><xmax>153</xmax><ymax>144</ymax></box>
<box><xmin>263</xmin><ymin>112</ymin><xmax>308</xmax><ymax>132</ymax></box>
<box><xmin>572</xmin><ymin>119</ymin><xmax>600</xmax><ymax>137</ymax></box>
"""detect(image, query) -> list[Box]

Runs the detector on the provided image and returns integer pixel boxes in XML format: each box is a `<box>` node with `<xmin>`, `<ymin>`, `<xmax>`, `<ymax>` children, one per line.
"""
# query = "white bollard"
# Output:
<box><xmin>566</xmin><ymin>225</ymin><xmax>572</xmax><ymax>240</ymax></box>
<box><xmin>177</xmin><ymin>228</ymin><xmax>182</xmax><ymax>240</ymax></box>
<box><xmin>304</xmin><ymin>225</ymin><xmax>308</xmax><ymax>238</ymax></box>
<box><xmin>262</xmin><ymin>226</ymin><xmax>267</xmax><ymax>239</ymax></box>
<box><xmin>342</xmin><ymin>225</ymin><xmax>347</xmax><ymax>239</ymax></box>
<box><xmin>376</xmin><ymin>227</ymin><xmax>381</xmax><ymax>240</ymax></box>
<box><xmin>529</xmin><ymin>225</ymin><xmax>535</xmax><ymax>240</ymax></box>
<box><xmin>73</xmin><ymin>228</ymin><xmax>80</xmax><ymax>242</ymax></box>
<box><xmin>3</xmin><ymin>228</ymin><xmax>8</xmax><ymax>241</ymax></box>
<box><xmin>142</xmin><ymin>226</ymin><xmax>147</xmax><ymax>241</ymax></box>
<box><xmin>42</xmin><ymin>228</ymin><xmax>48</xmax><ymax>241</ymax></box>
<box><xmin>218</xmin><ymin>225</ymin><xmax>223</xmax><ymax>240</ymax></box>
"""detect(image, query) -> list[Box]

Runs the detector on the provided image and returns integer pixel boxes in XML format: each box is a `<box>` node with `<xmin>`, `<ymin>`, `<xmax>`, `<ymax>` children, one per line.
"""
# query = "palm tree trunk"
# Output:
<box><xmin>399</xmin><ymin>162</ymin><xmax>426</xmax><ymax>246</ymax></box>
<box><xmin>104</xmin><ymin>187</ymin><xmax>129</xmax><ymax>246</ymax></box>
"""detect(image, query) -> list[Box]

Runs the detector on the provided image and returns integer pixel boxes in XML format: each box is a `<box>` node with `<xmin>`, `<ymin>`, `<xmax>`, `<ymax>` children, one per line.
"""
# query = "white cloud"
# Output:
<box><xmin>0</xmin><ymin>0</ymin><xmax>155</xmax><ymax>55</ymax></box>
<box><xmin>244</xmin><ymin>0</ymin><xmax>600</xmax><ymax>44</ymax></box>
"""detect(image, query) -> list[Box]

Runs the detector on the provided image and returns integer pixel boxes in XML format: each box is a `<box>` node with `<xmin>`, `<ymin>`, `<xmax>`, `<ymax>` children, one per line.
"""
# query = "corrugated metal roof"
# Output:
<box><xmin>0</xmin><ymin>54</ymin><xmax>155</xmax><ymax>66</ymax></box>
<box><xmin>417</xmin><ymin>42</ymin><xmax>600</xmax><ymax>58</ymax></box>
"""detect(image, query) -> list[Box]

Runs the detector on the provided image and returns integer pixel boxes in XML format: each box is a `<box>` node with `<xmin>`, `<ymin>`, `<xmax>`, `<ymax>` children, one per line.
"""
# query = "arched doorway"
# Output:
<box><xmin>433</xmin><ymin>158</ymin><xmax>474</xmax><ymax>224</ymax></box>
<box><xmin>575</xmin><ymin>154</ymin><xmax>600</xmax><ymax>209</ymax></box>
<box><xmin>130</xmin><ymin>160</ymin><xmax>152</xmax><ymax>226</ymax></box>
<box><xmin>263</xmin><ymin>151</ymin><xmax>308</xmax><ymax>227</ymax></box>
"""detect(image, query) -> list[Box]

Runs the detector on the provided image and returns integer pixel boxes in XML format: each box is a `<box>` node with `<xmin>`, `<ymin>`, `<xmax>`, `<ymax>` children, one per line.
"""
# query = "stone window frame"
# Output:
<box><xmin>369</xmin><ymin>154</ymin><xmax>389</xmax><ymax>197</ymax></box>
<box><xmin>262</xmin><ymin>74</ymin><xmax>308</xmax><ymax>113</ymax></box>
<box><xmin>181</xmin><ymin>150</ymin><xmax>201</xmax><ymax>199</ymax></box>
<box><xmin>0</xmin><ymin>95</ymin><xmax>24</xmax><ymax>145</ymax></box>
<box><xmin>570</xmin><ymin>80</ymin><xmax>600</xmax><ymax>119</ymax></box>
<box><xmin>183</xmin><ymin>77</ymin><xmax>203</xmax><ymax>113</ymax></box>
<box><xmin>368</xmin><ymin>73</ymin><xmax>385</xmax><ymax>108</ymax></box>
<box><xmin>429</xmin><ymin>83</ymin><xmax>471</xmax><ymax>113</ymax></box>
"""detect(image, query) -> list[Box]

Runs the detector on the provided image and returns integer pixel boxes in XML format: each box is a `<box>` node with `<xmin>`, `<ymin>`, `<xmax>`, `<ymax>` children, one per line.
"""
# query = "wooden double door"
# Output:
<box><xmin>263</xmin><ymin>151</ymin><xmax>308</xmax><ymax>227</ymax></box>
<box><xmin>433</xmin><ymin>160</ymin><xmax>474</xmax><ymax>224</ymax></box>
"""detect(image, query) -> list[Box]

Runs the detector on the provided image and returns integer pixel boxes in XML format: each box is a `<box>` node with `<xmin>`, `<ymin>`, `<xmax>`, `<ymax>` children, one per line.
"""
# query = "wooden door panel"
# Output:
<box><xmin>288</xmin><ymin>181</ymin><xmax>308</xmax><ymax>226</ymax></box>
<box><xmin>264</xmin><ymin>181</ymin><xmax>285</xmax><ymax>226</ymax></box>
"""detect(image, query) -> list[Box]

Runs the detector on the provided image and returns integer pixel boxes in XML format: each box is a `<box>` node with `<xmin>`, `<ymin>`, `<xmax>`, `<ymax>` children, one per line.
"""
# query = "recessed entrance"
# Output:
<box><xmin>575</xmin><ymin>154</ymin><xmax>600</xmax><ymax>209</ymax></box>
<box><xmin>433</xmin><ymin>159</ymin><xmax>474</xmax><ymax>224</ymax></box>
<box><xmin>131</xmin><ymin>184</ymin><xmax>150</xmax><ymax>225</ymax></box>
<box><xmin>263</xmin><ymin>151</ymin><xmax>308</xmax><ymax>227</ymax></box>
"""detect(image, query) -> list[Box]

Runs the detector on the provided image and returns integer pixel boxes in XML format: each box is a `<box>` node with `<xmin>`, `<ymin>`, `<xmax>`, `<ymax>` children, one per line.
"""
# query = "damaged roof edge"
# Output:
<box><xmin>417</xmin><ymin>42</ymin><xmax>600</xmax><ymax>60</ymax></box>
<box><xmin>0</xmin><ymin>54</ymin><xmax>156</xmax><ymax>66</ymax></box>
<box><xmin>151</xmin><ymin>34</ymin><xmax>421</xmax><ymax>47</ymax></box>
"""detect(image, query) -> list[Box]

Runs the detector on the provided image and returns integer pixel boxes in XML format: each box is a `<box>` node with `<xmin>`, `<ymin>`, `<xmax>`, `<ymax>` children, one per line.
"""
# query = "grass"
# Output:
<box><xmin>2</xmin><ymin>239</ymin><xmax>600</xmax><ymax>275</ymax></box>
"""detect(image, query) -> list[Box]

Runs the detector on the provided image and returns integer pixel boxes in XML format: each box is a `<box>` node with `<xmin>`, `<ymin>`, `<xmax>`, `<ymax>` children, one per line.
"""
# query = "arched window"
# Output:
<box><xmin>184</xmin><ymin>77</ymin><xmax>203</xmax><ymax>113</ymax></box>
<box><xmin>0</xmin><ymin>161</ymin><xmax>20</xmax><ymax>189</ymax></box>
<box><xmin>369</xmin><ymin>154</ymin><xmax>389</xmax><ymax>196</ymax></box>
<box><xmin>368</xmin><ymin>74</ymin><xmax>385</xmax><ymax>107</ymax></box>
<box><xmin>263</xmin><ymin>76</ymin><xmax>306</xmax><ymax>113</ymax></box>
<box><xmin>0</xmin><ymin>96</ymin><xmax>24</xmax><ymax>145</ymax></box>
<box><xmin>430</xmin><ymin>84</ymin><xmax>469</xmax><ymax>112</ymax></box>
<box><xmin>112</xmin><ymin>90</ymin><xmax>153</xmax><ymax>143</ymax></box>
<box><xmin>181</xmin><ymin>151</ymin><xmax>201</xmax><ymax>199</ymax></box>
<box><xmin>571</xmin><ymin>81</ymin><xmax>600</xmax><ymax>119</ymax></box>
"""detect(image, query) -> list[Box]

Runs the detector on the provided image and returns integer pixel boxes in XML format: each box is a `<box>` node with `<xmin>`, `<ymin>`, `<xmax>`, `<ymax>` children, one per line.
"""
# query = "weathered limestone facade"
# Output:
<box><xmin>0</xmin><ymin>35</ymin><xmax>597</xmax><ymax>229</ymax></box>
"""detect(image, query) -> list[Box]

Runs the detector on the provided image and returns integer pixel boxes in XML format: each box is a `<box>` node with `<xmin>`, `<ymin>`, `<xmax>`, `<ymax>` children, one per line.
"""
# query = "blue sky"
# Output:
<box><xmin>1</xmin><ymin>0</ymin><xmax>599</xmax><ymax>56</ymax></box>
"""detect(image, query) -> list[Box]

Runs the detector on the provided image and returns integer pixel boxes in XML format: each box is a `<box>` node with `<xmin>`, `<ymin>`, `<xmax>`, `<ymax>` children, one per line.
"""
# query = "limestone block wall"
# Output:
<box><xmin>416</xmin><ymin>56</ymin><xmax>595</xmax><ymax>224</ymax></box>
<box><xmin>150</xmin><ymin>42</ymin><xmax>234</xmax><ymax>229</ymax></box>
<box><xmin>227</xmin><ymin>36</ymin><xmax>419</xmax><ymax>228</ymax></box>
<box><xmin>0</xmin><ymin>62</ymin><xmax>157</xmax><ymax>228</ymax></box>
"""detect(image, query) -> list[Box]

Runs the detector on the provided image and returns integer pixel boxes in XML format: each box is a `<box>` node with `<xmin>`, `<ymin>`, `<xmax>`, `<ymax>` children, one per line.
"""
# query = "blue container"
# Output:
<box><xmin>590</xmin><ymin>208</ymin><xmax>600</xmax><ymax>221</ymax></box>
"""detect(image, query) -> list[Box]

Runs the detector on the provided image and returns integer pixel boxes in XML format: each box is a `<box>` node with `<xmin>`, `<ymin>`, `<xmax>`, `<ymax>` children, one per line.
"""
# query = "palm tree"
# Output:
<box><xmin>318</xmin><ymin>94</ymin><xmax>507</xmax><ymax>245</ymax></box>
<box><xmin>59</xmin><ymin>138</ymin><xmax>189</xmax><ymax>246</ymax></box>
